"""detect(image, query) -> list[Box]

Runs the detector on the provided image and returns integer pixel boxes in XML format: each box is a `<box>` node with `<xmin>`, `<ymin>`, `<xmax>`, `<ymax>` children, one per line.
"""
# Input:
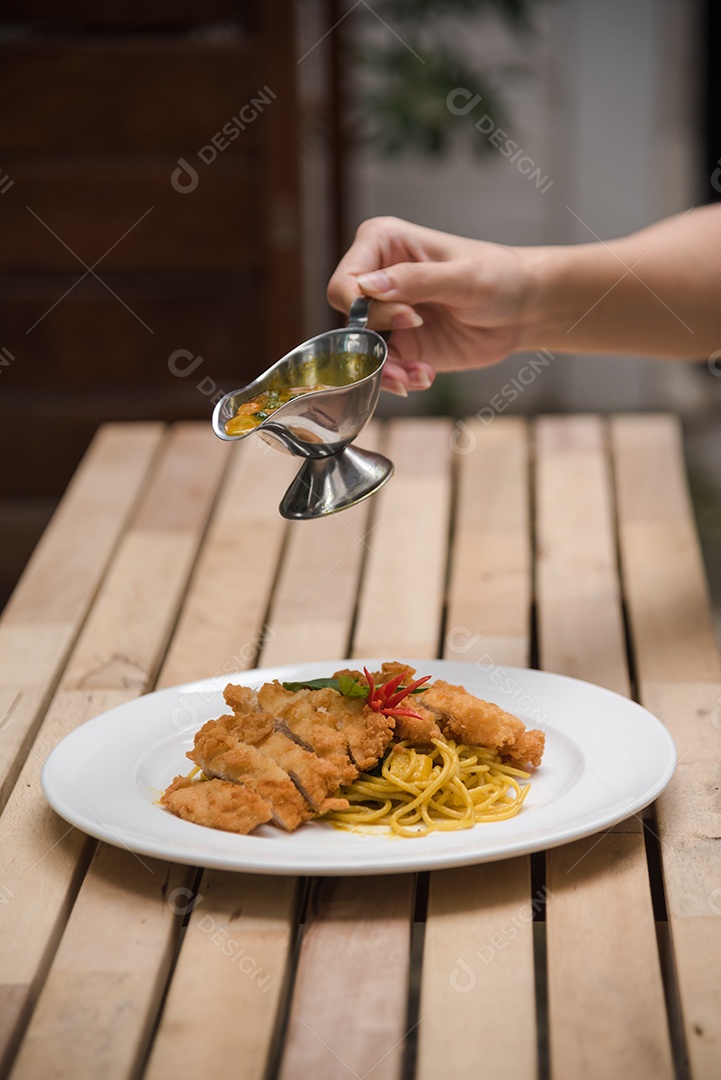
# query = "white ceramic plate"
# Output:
<box><xmin>41</xmin><ymin>659</ymin><xmax>677</xmax><ymax>876</ymax></box>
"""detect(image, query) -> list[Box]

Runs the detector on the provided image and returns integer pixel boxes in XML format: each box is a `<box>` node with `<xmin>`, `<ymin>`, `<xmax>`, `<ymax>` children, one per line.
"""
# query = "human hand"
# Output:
<box><xmin>327</xmin><ymin>216</ymin><xmax>539</xmax><ymax>394</ymax></box>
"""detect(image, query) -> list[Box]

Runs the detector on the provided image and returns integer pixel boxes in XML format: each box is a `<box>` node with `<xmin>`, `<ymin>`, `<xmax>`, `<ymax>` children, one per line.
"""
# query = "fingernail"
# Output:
<box><xmin>383</xmin><ymin>378</ymin><xmax>408</xmax><ymax>397</ymax></box>
<box><xmin>391</xmin><ymin>311</ymin><xmax>423</xmax><ymax>329</ymax></box>
<box><xmin>357</xmin><ymin>270</ymin><xmax>392</xmax><ymax>296</ymax></box>
<box><xmin>407</xmin><ymin>368</ymin><xmax>433</xmax><ymax>390</ymax></box>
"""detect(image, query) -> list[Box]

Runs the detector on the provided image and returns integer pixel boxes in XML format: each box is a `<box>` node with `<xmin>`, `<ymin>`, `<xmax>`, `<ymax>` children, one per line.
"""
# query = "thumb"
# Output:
<box><xmin>356</xmin><ymin>260</ymin><xmax>463</xmax><ymax>306</ymax></box>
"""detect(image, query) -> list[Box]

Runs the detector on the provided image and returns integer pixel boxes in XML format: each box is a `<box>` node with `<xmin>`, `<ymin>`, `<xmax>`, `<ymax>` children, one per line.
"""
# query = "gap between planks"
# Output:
<box><xmin>142</xmin><ymin>420</ymin><xmax>452</xmax><ymax>1080</ymax></box>
<box><xmin>275</xmin><ymin>419</ymin><xmax>453</xmax><ymax>1080</ymax></box>
<box><xmin>537</xmin><ymin>415</ymin><xmax>675</xmax><ymax>1079</ymax></box>
<box><xmin>416</xmin><ymin>417</ymin><xmax>538</xmax><ymax>1080</ymax></box>
<box><xmin>8</xmin><ymin>428</ymin><xmax>296</xmax><ymax>1080</ymax></box>
<box><xmin>143</xmin><ymin>424</ymin><xmax>384</xmax><ymax>1080</ymax></box>
<box><xmin>612</xmin><ymin>414</ymin><xmax>721</xmax><ymax>1079</ymax></box>
<box><xmin>0</xmin><ymin>423</ymin><xmax>165</xmax><ymax>811</ymax></box>
<box><xmin>2</xmin><ymin>424</ymin><xmax>231</xmax><ymax>1079</ymax></box>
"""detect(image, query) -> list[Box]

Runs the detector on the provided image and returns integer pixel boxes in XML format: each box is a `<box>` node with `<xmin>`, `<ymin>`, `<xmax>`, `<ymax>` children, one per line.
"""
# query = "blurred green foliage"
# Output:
<box><xmin>353</xmin><ymin>0</ymin><xmax>540</xmax><ymax>157</ymax></box>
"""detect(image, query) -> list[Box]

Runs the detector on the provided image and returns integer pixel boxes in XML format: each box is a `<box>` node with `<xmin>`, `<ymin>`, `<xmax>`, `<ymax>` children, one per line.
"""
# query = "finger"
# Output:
<box><xmin>327</xmin><ymin>216</ymin><xmax>433</xmax><ymax>314</ymax></box>
<box><xmin>356</xmin><ymin>260</ymin><xmax>466</xmax><ymax>307</ymax></box>
<box><xmin>365</xmin><ymin>300</ymin><xmax>423</xmax><ymax>332</ymax></box>
<box><xmin>327</xmin><ymin>226</ymin><xmax>390</xmax><ymax>315</ymax></box>
<box><xmin>381</xmin><ymin>357</ymin><xmax>436</xmax><ymax>395</ymax></box>
<box><xmin>403</xmin><ymin>361</ymin><xmax>435</xmax><ymax>391</ymax></box>
<box><xmin>381</xmin><ymin>358</ymin><xmax>410</xmax><ymax>396</ymax></box>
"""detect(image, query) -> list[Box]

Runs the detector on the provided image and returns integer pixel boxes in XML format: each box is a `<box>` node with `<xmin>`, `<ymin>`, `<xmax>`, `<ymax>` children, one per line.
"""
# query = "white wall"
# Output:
<box><xmin>298</xmin><ymin>0</ymin><xmax>701</xmax><ymax>418</ymax></box>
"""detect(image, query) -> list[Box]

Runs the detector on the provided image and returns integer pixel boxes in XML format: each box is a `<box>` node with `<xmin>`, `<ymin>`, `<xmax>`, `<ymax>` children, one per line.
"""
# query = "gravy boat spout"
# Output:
<box><xmin>211</xmin><ymin>298</ymin><xmax>394</xmax><ymax>519</ymax></box>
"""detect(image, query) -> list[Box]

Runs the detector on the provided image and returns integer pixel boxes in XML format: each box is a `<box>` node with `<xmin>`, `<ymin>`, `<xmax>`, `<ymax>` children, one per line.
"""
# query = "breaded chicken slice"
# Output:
<box><xmin>391</xmin><ymin>702</ymin><xmax>441</xmax><ymax>745</ymax></box>
<box><xmin>257</xmin><ymin>683</ymin><xmax>357</xmax><ymax>784</ymax></box>
<box><xmin>211</xmin><ymin>688</ymin><xmax>356</xmax><ymax>814</ymax></box>
<box><xmin>222</xmin><ymin>682</ymin><xmax>354</xmax><ymax>803</ymax></box>
<box><xmin>331</xmin><ymin>664</ymin><xmax>440</xmax><ymax>748</ymax></box>
<box><xmin>334</xmin><ymin>661</ymin><xmax>417</xmax><ymax>686</ymax></box>
<box><xmin>222</xmin><ymin>685</ymin><xmax>273</xmax><ymax>743</ymax></box>
<box><xmin>373</xmin><ymin>661</ymin><xmax>418</xmax><ymax>683</ymax></box>
<box><xmin>223</xmin><ymin>683</ymin><xmax>358</xmax><ymax>807</ymax></box>
<box><xmin>223</xmin><ymin>683</ymin><xmax>261</xmax><ymax>716</ymax></box>
<box><xmin>253</xmin><ymin>730</ymin><xmax>346</xmax><ymax>811</ymax></box>
<box><xmin>161</xmin><ymin>775</ymin><xmax>273</xmax><ymax>833</ymax></box>
<box><xmin>225</xmin><ymin>678</ymin><xmax>358</xmax><ymax>781</ymax></box>
<box><xmin>420</xmin><ymin>680</ymin><xmax>545</xmax><ymax>767</ymax></box>
<box><xmin>191</xmin><ymin>715</ymin><xmax>313</xmax><ymax>830</ymax></box>
<box><xmin>257</xmin><ymin>680</ymin><xmax>395</xmax><ymax>775</ymax></box>
<box><xmin>194</xmin><ymin>686</ymin><xmax>276</xmax><ymax>748</ymax></box>
<box><xmin>306</xmin><ymin>690</ymin><xmax>395</xmax><ymax>772</ymax></box>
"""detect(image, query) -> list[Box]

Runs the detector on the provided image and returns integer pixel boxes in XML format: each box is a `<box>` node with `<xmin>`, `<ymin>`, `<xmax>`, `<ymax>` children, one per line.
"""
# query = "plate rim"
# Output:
<box><xmin>41</xmin><ymin>658</ymin><xmax>678</xmax><ymax>875</ymax></box>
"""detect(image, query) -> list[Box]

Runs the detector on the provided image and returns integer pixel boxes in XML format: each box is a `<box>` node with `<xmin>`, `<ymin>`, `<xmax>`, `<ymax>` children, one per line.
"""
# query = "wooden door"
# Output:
<box><xmin>0</xmin><ymin>0</ymin><xmax>303</xmax><ymax>604</ymax></box>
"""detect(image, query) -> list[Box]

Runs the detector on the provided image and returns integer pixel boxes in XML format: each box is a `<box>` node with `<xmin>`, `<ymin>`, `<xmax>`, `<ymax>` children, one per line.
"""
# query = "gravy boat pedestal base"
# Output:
<box><xmin>212</xmin><ymin>298</ymin><xmax>394</xmax><ymax>519</ymax></box>
<box><xmin>279</xmin><ymin>444</ymin><xmax>393</xmax><ymax>519</ymax></box>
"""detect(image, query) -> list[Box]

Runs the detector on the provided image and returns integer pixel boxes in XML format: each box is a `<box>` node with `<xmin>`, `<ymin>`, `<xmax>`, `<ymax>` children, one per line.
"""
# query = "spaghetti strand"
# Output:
<box><xmin>323</xmin><ymin>738</ymin><xmax>532</xmax><ymax>837</ymax></box>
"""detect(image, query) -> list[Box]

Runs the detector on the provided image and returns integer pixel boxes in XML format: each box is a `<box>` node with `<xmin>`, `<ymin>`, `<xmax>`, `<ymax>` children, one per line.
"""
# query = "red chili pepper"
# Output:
<box><xmin>363</xmin><ymin>667</ymin><xmax>432</xmax><ymax>720</ymax></box>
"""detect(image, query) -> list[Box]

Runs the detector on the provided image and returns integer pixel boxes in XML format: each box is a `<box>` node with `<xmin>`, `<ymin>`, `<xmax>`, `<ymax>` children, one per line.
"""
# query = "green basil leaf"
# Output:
<box><xmin>338</xmin><ymin>675</ymin><xmax>368</xmax><ymax>699</ymax></box>
<box><xmin>280</xmin><ymin>675</ymin><xmax>429</xmax><ymax>697</ymax></box>
<box><xmin>281</xmin><ymin>678</ymin><xmax>341</xmax><ymax>692</ymax></box>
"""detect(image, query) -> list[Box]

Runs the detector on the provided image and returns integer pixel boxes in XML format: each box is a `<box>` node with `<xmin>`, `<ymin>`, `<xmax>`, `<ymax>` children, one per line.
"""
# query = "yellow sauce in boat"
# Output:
<box><xmin>225</xmin><ymin>385</ymin><xmax>332</xmax><ymax>436</ymax></box>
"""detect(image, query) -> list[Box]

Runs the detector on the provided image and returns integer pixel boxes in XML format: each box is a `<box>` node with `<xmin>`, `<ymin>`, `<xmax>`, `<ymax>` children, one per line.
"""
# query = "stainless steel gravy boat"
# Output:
<box><xmin>211</xmin><ymin>298</ymin><xmax>393</xmax><ymax>519</ymax></box>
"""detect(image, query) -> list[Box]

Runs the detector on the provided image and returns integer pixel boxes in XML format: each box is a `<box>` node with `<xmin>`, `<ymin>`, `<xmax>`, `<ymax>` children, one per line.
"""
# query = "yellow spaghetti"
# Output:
<box><xmin>322</xmin><ymin>737</ymin><xmax>531</xmax><ymax>837</ymax></box>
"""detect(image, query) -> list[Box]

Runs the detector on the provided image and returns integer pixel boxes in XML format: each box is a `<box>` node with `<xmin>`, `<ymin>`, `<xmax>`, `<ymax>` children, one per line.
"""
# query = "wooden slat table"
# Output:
<box><xmin>1</xmin><ymin>414</ymin><xmax>720</xmax><ymax>1080</ymax></box>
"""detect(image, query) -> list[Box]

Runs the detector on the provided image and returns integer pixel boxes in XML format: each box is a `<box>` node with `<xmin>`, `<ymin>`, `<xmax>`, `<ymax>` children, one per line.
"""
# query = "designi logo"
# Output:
<box><xmin>171</xmin><ymin>158</ymin><xmax>200</xmax><ymax>194</ymax></box>
<box><xmin>170</xmin><ymin>86</ymin><xmax>277</xmax><ymax>194</ymax></box>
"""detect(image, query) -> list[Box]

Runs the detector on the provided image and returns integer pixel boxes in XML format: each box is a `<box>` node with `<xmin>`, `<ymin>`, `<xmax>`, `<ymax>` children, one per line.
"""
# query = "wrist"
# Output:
<box><xmin>515</xmin><ymin>245</ymin><xmax>582</xmax><ymax>352</ymax></box>
<box><xmin>516</xmin><ymin>242</ymin><xmax>625</xmax><ymax>354</ymax></box>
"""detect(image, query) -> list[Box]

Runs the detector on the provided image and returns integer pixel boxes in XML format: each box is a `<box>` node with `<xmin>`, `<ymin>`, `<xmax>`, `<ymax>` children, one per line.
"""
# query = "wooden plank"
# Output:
<box><xmin>262</xmin><ymin>426</ymin><xmax>381</xmax><ymax>666</ymax></box>
<box><xmin>352</xmin><ymin>419</ymin><xmax>451</xmax><ymax>661</ymax></box>
<box><xmin>20</xmin><ymin>436</ymin><xmax>295</xmax><ymax>1080</ymax></box>
<box><xmin>611</xmin><ymin>414</ymin><xmax>721</xmax><ymax>685</ymax></box>
<box><xmin>421</xmin><ymin>859</ymin><xmax>534</xmax><ymax>1075</ymax></box>
<box><xmin>0</xmin><ymin>497</ymin><xmax>54</xmax><ymax>611</ymax></box>
<box><xmin>640</xmin><ymin>680</ymin><xmax>721</xmax><ymax>768</ymax></box>
<box><xmin>443</xmin><ymin>416</ymin><xmax>530</xmax><ymax>667</ymax></box>
<box><xmin>6</xmin><ymin>845</ymin><xmax>190</xmax><ymax>1080</ymax></box>
<box><xmin>281</xmin><ymin>876</ymin><xmax>415</xmax><ymax>1080</ymax></box>
<box><xmin>277</xmin><ymin>419</ymin><xmax>452</xmax><ymax>1080</ymax></box>
<box><xmin>0</xmin><ymin>687</ymin><xmax>137</xmax><ymax>1068</ymax></box>
<box><xmin>0</xmin><ymin>162</ymin><xmax>257</xmax><ymax>272</ymax></box>
<box><xmin>0</xmin><ymin>385</ymin><xmax>252</xmax><ymax>500</ymax></box>
<box><xmin>143</xmin><ymin>871</ymin><xmax>298</xmax><ymax>1080</ymax></box>
<box><xmin>0</xmin><ymin>423</ymin><xmax>163</xmax><ymax>809</ymax></box>
<box><xmin>58</xmin><ymin>427</ymin><xmax>230</xmax><ymax>691</ymax></box>
<box><xmin>535</xmin><ymin>416</ymin><xmax>629</xmax><ymax>694</ymax></box>
<box><xmin>612</xmin><ymin>413</ymin><xmax>721</xmax><ymax>1078</ymax></box>
<box><xmin>156</xmin><ymin>437</ymin><xmax>295</xmax><ymax>689</ymax></box>
<box><xmin>546</xmin><ymin>832</ymin><xmax>673</xmax><ymax>1075</ymax></box>
<box><xmin>538</xmin><ymin>416</ymin><xmax>674</xmax><ymax>1079</ymax></box>
<box><xmin>0</xmin><ymin>44</ymin><xmax>263</xmax><ymax>155</ymax></box>
<box><xmin>145</xmin><ymin>436</ymin><xmax>377</xmax><ymax>1079</ymax></box>
<box><xmin>417</xmin><ymin>417</ymin><xmax>537</xmax><ymax>1080</ymax></box>
<box><xmin>0</xmin><ymin>424</ymin><xmax>230</xmax><ymax>1077</ymax></box>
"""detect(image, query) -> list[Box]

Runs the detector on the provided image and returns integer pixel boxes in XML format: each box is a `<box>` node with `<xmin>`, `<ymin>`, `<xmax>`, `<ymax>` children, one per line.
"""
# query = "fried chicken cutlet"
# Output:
<box><xmin>161</xmin><ymin>775</ymin><xmax>273</xmax><ymax>833</ymax></box>
<box><xmin>332</xmin><ymin>662</ymin><xmax>442</xmax><ymax>745</ymax></box>
<box><xmin>421</xmin><ymin>680</ymin><xmax>545</xmax><ymax>767</ymax></box>
<box><xmin>163</xmin><ymin>681</ymin><xmax>395</xmax><ymax>835</ymax></box>
<box><xmin>160</xmin><ymin>663</ymin><xmax>544</xmax><ymax>836</ymax></box>
<box><xmin>188</xmin><ymin>713</ymin><xmax>315</xmax><ymax>831</ymax></box>
<box><xmin>256</xmin><ymin>681</ymin><xmax>395</xmax><ymax>774</ymax></box>
<box><xmin>333</xmin><ymin>664</ymin><xmax>544</xmax><ymax>767</ymax></box>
